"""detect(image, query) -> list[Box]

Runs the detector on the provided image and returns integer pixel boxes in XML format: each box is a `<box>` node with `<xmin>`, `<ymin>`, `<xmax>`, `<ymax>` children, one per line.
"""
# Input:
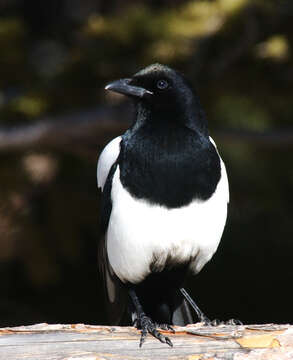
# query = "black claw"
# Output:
<box><xmin>139</xmin><ymin>328</ymin><xmax>147</xmax><ymax>347</ymax></box>
<box><xmin>153</xmin><ymin>329</ymin><xmax>170</xmax><ymax>345</ymax></box>
<box><xmin>227</xmin><ymin>318</ymin><xmax>243</xmax><ymax>325</ymax></box>
<box><xmin>153</xmin><ymin>329</ymin><xmax>166</xmax><ymax>343</ymax></box>
<box><xmin>135</xmin><ymin>314</ymin><xmax>174</xmax><ymax>347</ymax></box>
<box><xmin>211</xmin><ymin>319</ymin><xmax>220</xmax><ymax>326</ymax></box>
<box><xmin>203</xmin><ymin>318</ymin><xmax>243</xmax><ymax>326</ymax></box>
<box><xmin>165</xmin><ymin>337</ymin><xmax>173</xmax><ymax>347</ymax></box>
<box><xmin>167</xmin><ymin>325</ymin><xmax>176</xmax><ymax>334</ymax></box>
<box><xmin>157</xmin><ymin>323</ymin><xmax>175</xmax><ymax>333</ymax></box>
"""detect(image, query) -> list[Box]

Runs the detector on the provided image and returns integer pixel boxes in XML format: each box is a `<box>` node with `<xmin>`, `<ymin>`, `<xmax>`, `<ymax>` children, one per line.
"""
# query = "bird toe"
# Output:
<box><xmin>136</xmin><ymin>314</ymin><xmax>173</xmax><ymax>347</ymax></box>
<box><xmin>202</xmin><ymin>318</ymin><xmax>242</xmax><ymax>326</ymax></box>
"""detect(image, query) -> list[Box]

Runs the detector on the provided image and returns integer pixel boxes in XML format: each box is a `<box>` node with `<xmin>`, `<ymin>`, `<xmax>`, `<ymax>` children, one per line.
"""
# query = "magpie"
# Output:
<box><xmin>97</xmin><ymin>64</ymin><xmax>229</xmax><ymax>347</ymax></box>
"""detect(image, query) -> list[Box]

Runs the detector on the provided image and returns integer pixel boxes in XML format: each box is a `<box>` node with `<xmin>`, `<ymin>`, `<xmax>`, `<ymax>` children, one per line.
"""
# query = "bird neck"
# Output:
<box><xmin>132</xmin><ymin>100</ymin><xmax>208</xmax><ymax>137</ymax></box>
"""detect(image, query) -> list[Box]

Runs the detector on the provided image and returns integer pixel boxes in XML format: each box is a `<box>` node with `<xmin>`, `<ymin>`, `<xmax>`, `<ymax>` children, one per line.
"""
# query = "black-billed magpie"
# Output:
<box><xmin>97</xmin><ymin>64</ymin><xmax>229</xmax><ymax>347</ymax></box>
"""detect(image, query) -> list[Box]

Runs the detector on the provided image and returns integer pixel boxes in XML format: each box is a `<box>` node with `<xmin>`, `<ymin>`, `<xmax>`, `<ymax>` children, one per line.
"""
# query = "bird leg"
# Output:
<box><xmin>128</xmin><ymin>288</ymin><xmax>173</xmax><ymax>347</ymax></box>
<box><xmin>180</xmin><ymin>287</ymin><xmax>211</xmax><ymax>323</ymax></box>
<box><xmin>180</xmin><ymin>288</ymin><xmax>242</xmax><ymax>326</ymax></box>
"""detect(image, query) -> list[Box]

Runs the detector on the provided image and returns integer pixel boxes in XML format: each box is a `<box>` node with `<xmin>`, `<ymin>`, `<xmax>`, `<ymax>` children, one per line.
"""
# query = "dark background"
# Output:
<box><xmin>0</xmin><ymin>0</ymin><xmax>292</xmax><ymax>327</ymax></box>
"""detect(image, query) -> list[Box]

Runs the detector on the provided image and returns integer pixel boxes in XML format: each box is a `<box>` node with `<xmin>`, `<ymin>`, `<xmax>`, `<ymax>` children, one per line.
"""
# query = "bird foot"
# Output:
<box><xmin>203</xmin><ymin>318</ymin><xmax>243</xmax><ymax>326</ymax></box>
<box><xmin>155</xmin><ymin>323</ymin><xmax>175</xmax><ymax>333</ymax></box>
<box><xmin>135</xmin><ymin>313</ymin><xmax>173</xmax><ymax>347</ymax></box>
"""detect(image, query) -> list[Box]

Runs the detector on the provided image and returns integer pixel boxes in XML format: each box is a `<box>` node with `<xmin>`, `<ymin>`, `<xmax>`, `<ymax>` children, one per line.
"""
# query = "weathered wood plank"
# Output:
<box><xmin>0</xmin><ymin>323</ymin><xmax>292</xmax><ymax>360</ymax></box>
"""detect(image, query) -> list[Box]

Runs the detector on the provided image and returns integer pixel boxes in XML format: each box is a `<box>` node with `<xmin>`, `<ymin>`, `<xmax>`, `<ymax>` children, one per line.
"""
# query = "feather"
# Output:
<box><xmin>97</xmin><ymin>136</ymin><xmax>128</xmax><ymax>325</ymax></box>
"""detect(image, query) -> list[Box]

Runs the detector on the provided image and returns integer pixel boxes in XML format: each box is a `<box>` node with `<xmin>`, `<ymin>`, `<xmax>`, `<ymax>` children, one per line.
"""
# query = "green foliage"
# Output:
<box><xmin>215</xmin><ymin>95</ymin><xmax>271</xmax><ymax>131</ymax></box>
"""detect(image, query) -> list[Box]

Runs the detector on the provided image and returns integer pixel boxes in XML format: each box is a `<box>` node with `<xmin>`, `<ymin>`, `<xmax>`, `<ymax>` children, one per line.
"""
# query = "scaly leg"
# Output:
<box><xmin>180</xmin><ymin>287</ymin><xmax>242</xmax><ymax>325</ymax></box>
<box><xmin>128</xmin><ymin>288</ymin><xmax>173</xmax><ymax>347</ymax></box>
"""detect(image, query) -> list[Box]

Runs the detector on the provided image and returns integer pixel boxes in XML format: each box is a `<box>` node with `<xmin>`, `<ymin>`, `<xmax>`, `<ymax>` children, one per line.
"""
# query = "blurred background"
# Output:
<box><xmin>0</xmin><ymin>0</ymin><xmax>292</xmax><ymax>327</ymax></box>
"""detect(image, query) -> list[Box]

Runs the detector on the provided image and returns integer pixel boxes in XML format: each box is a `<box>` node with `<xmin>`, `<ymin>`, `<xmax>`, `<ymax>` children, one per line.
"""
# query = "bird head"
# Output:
<box><xmin>105</xmin><ymin>64</ymin><xmax>207</xmax><ymax>135</ymax></box>
<box><xmin>105</xmin><ymin>63</ymin><xmax>192</xmax><ymax>105</ymax></box>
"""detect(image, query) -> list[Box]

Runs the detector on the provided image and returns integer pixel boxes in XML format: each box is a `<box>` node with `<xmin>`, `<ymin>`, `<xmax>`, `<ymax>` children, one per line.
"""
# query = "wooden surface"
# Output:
<box><xmin>0</xmin><ymin>323</ymin><xmax>292</xmax><ymax>360</ymax></box>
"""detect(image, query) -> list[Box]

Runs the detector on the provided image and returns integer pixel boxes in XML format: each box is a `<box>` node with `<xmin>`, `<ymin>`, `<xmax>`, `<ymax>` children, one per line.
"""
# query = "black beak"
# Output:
<box><xmin>105</xmin><ymin>78</ymin><xmax>153</xmax><ymax>98</ymax></box>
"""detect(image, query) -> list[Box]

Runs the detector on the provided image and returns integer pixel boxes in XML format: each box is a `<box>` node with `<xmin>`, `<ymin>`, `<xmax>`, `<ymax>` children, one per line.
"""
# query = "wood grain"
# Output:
<box><xmin>0</xmin><ymin>323</ymin><xmax>292</xmax><ymax>360</ymax></box>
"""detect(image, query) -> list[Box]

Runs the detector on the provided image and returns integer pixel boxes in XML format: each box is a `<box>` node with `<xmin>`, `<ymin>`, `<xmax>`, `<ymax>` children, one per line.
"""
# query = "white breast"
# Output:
<box><xmin>106</xmin><ymin>153</ymin><xmax>229</xmax><ymax>284</ymax></box>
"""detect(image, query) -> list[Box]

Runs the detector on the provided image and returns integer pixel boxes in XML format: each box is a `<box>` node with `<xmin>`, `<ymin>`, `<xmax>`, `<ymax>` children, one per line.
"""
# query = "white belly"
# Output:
<box><xmin>107</xmin><ymin>165</ymin><xmax>228</xmax><ymax>284</ymax></box>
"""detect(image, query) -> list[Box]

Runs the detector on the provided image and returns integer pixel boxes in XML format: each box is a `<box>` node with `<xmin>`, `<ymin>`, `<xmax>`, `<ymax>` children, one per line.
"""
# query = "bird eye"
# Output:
<box><xmin>156</xmin><ymin>79</ymin><xmax>168</xmax><ymax>90</ymax></box>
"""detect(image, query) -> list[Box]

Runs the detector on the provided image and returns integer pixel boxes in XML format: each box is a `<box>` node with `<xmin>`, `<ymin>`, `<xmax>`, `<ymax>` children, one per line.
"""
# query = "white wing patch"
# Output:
<box><xmin>209</xmin><ymin>136</ymin><xmax>229</xmax><ymax>203</ymax></box>
<box><xmin>97</xmin><ymin>136</ymin><xmax>121</xmax><ymax>190</ymax></box>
